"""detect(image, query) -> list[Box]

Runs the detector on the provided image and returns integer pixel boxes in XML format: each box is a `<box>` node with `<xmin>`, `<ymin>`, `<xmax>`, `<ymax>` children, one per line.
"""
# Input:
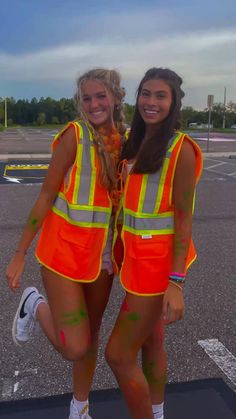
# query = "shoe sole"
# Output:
<box><xmin>12</xmin><ymin>286</ymin><xmax>38</xmax><ymax>346</ymax></box>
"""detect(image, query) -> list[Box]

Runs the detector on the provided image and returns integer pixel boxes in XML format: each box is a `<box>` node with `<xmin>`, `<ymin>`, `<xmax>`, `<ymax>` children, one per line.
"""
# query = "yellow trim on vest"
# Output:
<box><xmin>123</xmin><ymin>226</ymin><xmax>174</xmax><ymax>235</ymax></box>
<box><xmin>89</xmin><ymin>145</ymin><xmax>96</xmax><ymax>206</ymax></box>
<box><xmin>119</xmin><ymin>276</ymin><xmax>165</xmax><ymax>297</ymax></box>
<box><xmin>138</xmin><ymin>174</ymin><xmax>148</xmax><ymax>213</ymax></box>
<box><xmin>57</xmin><ymin>191</ymin><xmax>111</xmax><ymax>213</ymax></box>
<box><xmin>153</xmin><ymin>157</ymin><xmax>169</xmax><ymax>213</ymax></box>
<box><xmin>168</xmin><ymin>136</ymin><xmax>184</xmax><ymax>207</ymax></box>
<box><xmin>124</xmin><ymin>207</ymin><xmax>174</xmax><ymax>219</ymax></box>
<box><xmin>72</xmin><ymin>142</ymin><xmax>83</xmax><ymax>204</ymax></box>
<box><xmin>52</xmin><ymin>205</ymin><xmax>109</xmax><ymax>228</ymax></box>
<box><xmin>36</xmin><ymin>255</ymin><xmax>99</xmax><ymax>283</ymax></box>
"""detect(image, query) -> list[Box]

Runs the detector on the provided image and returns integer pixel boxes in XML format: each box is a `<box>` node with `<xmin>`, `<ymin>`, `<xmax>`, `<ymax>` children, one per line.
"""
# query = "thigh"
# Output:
<box><xmin>41</xmin><ymin>267</ymin><xmax>90</xmax><ymax>349</ymax></box>
<box><xmin>108</xmin><ymin>293</ymin><xmax>164</xmax><ymax>357</ymax></box>
<box><xmin>83</xmin><ymin>270</ymin><xmax>113</xmax><ymax>335</ymax></box>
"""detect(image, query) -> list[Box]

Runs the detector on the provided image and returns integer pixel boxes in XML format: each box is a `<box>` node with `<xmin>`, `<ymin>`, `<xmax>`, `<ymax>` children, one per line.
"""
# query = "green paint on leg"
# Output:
<box><xmin>62</xmin><ymin>308</ymin><xmax>87</xmax><ymax>326</ymax></box>
<box><xmin>128</xmin><ymin>312</ymin><xmax>140</xmax><ymax>321</ymax></box>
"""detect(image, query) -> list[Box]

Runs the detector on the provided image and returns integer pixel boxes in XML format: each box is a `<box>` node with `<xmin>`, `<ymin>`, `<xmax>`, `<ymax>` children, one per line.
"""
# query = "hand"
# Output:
<box><xmin>162</xmin><ymin>282</ymin><xmax>185</xmax><ymax>325</ymax></box>
<box><xmin>6</xmin><ymin>253</ymin><xmax>25</xmax><ymax>291</ymax></box>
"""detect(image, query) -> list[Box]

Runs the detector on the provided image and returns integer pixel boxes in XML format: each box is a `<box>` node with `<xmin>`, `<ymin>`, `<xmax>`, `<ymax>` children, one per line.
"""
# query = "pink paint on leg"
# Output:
<box><xmin>121</xmin><ymin>300</ymin><xmax>129</xmax><ymax>312</ymax></box>
<box><xmin>60</xmin><ymin>330</ymin><xmax>66</xmax><ymax>347</ymax></box>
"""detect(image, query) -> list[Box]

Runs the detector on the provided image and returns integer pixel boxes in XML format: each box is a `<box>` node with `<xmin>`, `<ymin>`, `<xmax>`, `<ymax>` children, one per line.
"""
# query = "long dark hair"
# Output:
<box><xmin>122</xmin><ymin>67</ymin><xmax>185</xmax><ymax>173</ymax></box>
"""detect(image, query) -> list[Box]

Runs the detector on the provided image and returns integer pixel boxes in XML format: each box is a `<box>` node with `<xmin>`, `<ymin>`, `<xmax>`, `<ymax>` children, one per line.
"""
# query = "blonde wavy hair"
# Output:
<box><xmin>74</xmin><ymin>68</ymin><xmax>126</xmax><ymax>191</ymax></box>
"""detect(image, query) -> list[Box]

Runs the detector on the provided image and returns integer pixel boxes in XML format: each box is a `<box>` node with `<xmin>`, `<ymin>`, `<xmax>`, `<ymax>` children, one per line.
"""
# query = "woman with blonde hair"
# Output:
<box><xmin>6</xmin><ymin>68</ymin><xmax>126</xmax><ymax>419</ymax></box>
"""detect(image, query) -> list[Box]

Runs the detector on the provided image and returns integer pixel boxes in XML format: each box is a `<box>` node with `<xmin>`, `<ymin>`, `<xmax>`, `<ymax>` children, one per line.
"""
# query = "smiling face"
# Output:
<box><xmin>80</xmin><ymin>80</ymin><xmax>116</xmax><ymax>129</ymax></box>
<box><xmin>138</xmin><ymin>78</ymin><xmax>173</xmax><ymax>129</ymax></box>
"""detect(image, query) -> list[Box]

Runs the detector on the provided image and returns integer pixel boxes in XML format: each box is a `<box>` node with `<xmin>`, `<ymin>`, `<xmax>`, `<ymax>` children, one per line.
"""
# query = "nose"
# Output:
<box><xmin>146</xmin><ymin>94</ymin><xmax>156</xmax><ymax>106</ymax></box>
<box><xmin>90</xmin><ymin>96</ymin><xmax>99</xmax><ymax>108</ymax></box>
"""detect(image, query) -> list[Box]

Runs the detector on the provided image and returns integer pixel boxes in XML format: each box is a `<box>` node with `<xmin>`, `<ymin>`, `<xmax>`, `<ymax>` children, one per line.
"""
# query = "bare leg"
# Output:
<box><xmin>72</xmin><ymin>270</ymin><xmax>113</xmax><ymax>400</ymax></box>
<box><xmin>142</xmin><ymin>319</ymin><xmax>166</xmax><ymax>404</ymax></box>
<box><xmin>106</xmin><ymin>293</ymin><xmax>164</xmax><ymax>419</ymax></box>
<box><xmin>38</xmin><ymin>267</ymin><xmax>90</xmax><ymax>361</ymax></box>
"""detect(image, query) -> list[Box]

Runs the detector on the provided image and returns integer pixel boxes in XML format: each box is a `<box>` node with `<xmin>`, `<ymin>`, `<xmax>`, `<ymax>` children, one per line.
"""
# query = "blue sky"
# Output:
<box><xmin>1</xmin><ymin>0</ymin><xmax>236</xmax><ymax>109</ymax></box>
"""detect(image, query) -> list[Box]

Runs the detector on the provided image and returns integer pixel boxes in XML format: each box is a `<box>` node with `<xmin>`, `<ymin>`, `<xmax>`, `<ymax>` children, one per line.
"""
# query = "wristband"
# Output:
<box><xmin>169</xmin><ymin>280</ymin><xmax>183</xmax><ymax>290</ymax></box>
<box><xmin>169</xmin><ymin>272</ymin><xmax>185</xmax><ymax>283</ymax></box>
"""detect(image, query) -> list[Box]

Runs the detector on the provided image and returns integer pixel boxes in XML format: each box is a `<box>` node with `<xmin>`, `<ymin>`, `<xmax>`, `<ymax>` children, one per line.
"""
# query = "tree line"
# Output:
<box><xmin>0</xmin><ymin>97</ymin><xmax>236</xmax><ymax>128</ymax></box>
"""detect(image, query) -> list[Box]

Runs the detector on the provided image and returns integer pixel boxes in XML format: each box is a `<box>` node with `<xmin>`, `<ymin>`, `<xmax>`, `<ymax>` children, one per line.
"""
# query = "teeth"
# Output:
<box><xmin>91</xmin><ymin>111</ymin><xmax>103</xmax><ymax>116</ymax></box>
<box><xmin>144</xmin><ymin>109</ymin><xmax>158</xmax><ymax>114</ymax></box>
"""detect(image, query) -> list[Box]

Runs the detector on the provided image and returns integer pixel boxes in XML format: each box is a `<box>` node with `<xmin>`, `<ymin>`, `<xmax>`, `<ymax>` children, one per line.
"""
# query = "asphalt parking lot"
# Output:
<box><xmin>0</xmin><ymin>128</ymin><xmax>236</xmax><ymax>404</ymax></box>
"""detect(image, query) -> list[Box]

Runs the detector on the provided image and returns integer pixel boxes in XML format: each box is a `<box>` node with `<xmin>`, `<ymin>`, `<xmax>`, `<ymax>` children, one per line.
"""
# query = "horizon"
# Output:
<box><xmin>1</xmin><ymin>0</ymin><xmax>236</xmax><ymax>109</ymax></box>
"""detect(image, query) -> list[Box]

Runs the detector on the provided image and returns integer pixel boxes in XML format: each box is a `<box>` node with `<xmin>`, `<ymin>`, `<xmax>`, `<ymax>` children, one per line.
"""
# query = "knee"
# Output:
<box><xmin>56</xmin><ymin>336</ymin><xmax>90</xmax><ymax>362</ymax></box>
<box><xmin>105</xmin><ymin>340</ymin><xmax>133</xmax><ymax>372</ymax></box>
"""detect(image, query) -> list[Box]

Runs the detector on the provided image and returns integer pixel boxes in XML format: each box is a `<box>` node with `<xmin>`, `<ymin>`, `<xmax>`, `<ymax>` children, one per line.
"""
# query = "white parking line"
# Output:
<box><xmin>198</xmin><ymin>339</ymin><xmax>236</xmax><ymax>386</ymax></box>
<box><xmin>205</xmin><ymin>162</ymin><xmax>226</xmax><ymax>170</ymax></box>
<box><xmin>2</xmin><ymin>379</ymin><xmax>13</xmax><ymax>398</ymax></box>
<box><xmin>1</xmin><ymin>368</ymin><xmax>38</xmax><ymax>399</ymax></box>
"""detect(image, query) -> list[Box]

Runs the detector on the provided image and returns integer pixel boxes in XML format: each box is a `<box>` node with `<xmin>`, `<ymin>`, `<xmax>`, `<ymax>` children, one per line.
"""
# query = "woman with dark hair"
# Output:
<box><xmin>106</xmin><ymin>68</ymin><xmax>203</xmax><ymax>419</ymax></box>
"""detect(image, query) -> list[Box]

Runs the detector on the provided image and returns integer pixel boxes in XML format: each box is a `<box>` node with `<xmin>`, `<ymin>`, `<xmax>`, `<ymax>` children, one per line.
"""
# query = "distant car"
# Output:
<box><xmin>231</xmin><ymin>124</ymin><xmax>236</xmax><ymax>129</ymax></box>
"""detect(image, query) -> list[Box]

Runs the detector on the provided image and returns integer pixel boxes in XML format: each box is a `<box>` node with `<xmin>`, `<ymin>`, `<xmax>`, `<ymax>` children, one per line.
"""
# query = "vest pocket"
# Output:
<box><xmin>59</xmin><ymin>221</ymin><xmax>96</xmax><ymax>248</ymax></box>
<box><xmin>129</xmin><ymin>235</ymin><xmax>169</xmax><ymax>259</ymax></box>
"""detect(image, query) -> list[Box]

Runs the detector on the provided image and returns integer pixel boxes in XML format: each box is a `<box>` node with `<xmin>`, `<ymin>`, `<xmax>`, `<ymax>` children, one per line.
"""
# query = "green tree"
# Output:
<box><xmin>37</xmin><ymin>112</ymin><xmax>46</xmax><ymax>125</ymax></box>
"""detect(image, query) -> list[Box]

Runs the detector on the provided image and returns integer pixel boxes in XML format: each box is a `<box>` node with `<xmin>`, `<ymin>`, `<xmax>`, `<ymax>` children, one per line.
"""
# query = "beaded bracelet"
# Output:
<box><xmin>169</xmin><ymin>272</ymin><xmax>185</xmax><ymax>283</ymax></box>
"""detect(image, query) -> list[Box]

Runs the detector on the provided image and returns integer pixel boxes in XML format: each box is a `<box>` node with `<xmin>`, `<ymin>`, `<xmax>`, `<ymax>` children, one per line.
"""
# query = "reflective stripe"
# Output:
<box><xmin>137</xmin><ymin>132</ymin><xmax>183</xmax><ymax>214</ymax></box>
<box><xmin>52</xmin><ymin>195</ymin><xmax>110</xmax><ymax>226</ymax></box>
<box><xmin>124</xmin><ymin>213</ymin><xmax>174</xmax><ymax>232</ymax></box>
<box><xmin>142</xmin><ymin>172</ymin><xmax>161</xmax><ymax>213</ymax></box>
<box><xmin>72</xmin><ymin>122</ymin><xmax>96</xmax><ymax>206</ymax></box>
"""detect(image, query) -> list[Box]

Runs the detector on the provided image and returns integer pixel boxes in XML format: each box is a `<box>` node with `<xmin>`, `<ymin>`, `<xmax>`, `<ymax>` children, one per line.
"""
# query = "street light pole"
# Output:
<box><xmin>207</xmin><ymin>95</ymin><xmax>214</xmax><ymax>153</ymax></box>
<box><xmin>222</xmin><ymin>86</ymin><xmax>226</xmax><ymax>129</ymax></box>
<box><xmin>4</xmin><ymin>97</ymin><xmax>8</xmax><ymax>128</ymax></box>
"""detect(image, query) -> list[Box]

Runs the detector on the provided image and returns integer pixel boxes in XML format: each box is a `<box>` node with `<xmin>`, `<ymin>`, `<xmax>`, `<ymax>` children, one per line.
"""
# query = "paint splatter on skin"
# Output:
<box><xmin>62</xmin><ymin>308</ymin><xmax>87</xmax><ymax>326</ymax></box>
<box><xmin>129</xmin><ymin>379</ymin><xmax>141</xmax><ymax>390</ymax></box>
<box><xmin>128</xmin><ymin>312</ymin><xmax>140</xmax><ymax>321</ymax></box>
<box><xmin>60</xmin><ymin>330</ymin><xmax>66</xmax><ymax>347</ymax></box>
<box><xmin>121</xmin><ymin>300</ymin><xmax>129</xmax><ymax>312</ymax></box>
<box><xmin>27</xmin><ymin>213</ymin><xmax>39</xmax><ymax>229</ymax></box>
<box><xmin>143</xmin><ymin>361</ymin><xmax>167</xmax><ymax>387</ymax></box>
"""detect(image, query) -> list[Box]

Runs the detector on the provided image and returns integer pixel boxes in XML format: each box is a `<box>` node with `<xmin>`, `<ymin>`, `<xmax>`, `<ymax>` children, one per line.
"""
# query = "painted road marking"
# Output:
<box><xmin>1</xmin><ymin>368</ymin><xmax>38</xmax><ymax>399</ymax></box>
<box><xmin>198</xmin><ymin>339</ymin><xmax>236</xmax><ymax>386</ymax></box>
<box><xmin>3</xmin><ymin>163</ymin><xmax>49</xmax><ymax>181</ymax></box>
<box><xmin>195</xmin><ymin>137</ymin><xmax>236</xmax><ymax>142</ymax></box>
<box><xmin>205</xmin><ymin>162</ymin><xmax>225</xmax><ymax>170</ymax></box>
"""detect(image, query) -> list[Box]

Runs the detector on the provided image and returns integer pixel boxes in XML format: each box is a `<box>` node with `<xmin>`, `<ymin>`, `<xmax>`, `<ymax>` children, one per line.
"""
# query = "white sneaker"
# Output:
<box><xmin>12</xmin><ymin>286</ymin><xmax>45</xmax><ymax>346</ymax></box>
<box><xmin>69</xmin><ymin>399</ymin><xmax>92</xmax><ymax>419</ymax></box>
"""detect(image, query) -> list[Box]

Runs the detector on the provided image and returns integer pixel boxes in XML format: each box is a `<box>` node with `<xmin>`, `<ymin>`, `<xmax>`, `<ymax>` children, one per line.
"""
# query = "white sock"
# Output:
<box><xmin>33</xmin><ymin>296</ymin><xmax>46</xmax><ymax>318</ymax></box>
<box><xmin>73</xmin><ymin>396</ymin><xmax>89</xmax><ymax>414</ymax></box>
<box><xmin>152</xmin><ymin>402</ymin><xmax>164</xmax><ymax>419</ymax></box>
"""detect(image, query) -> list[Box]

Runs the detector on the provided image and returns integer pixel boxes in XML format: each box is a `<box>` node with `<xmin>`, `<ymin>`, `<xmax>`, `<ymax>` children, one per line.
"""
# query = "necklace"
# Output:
<box><xmin>97</xmin><ymin>126</ymin><xmax>122</xmax><ymax>167</ymax></box>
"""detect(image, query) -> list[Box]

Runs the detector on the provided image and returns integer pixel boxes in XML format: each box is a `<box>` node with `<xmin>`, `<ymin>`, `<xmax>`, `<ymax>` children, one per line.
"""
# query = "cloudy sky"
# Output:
<box><xmin>1</xmin><ymin>0</ymin><xmax>236</xmax><ymax>109</ymax></box>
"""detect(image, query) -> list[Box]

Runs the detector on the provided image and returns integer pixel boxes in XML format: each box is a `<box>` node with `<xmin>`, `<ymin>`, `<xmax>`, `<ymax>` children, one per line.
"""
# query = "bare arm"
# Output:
<box><xmin>6</xmin><ymin>126</ymin><xmax>77</xmax><ymax>290</ymax></box>
<box><xmin>172</xmin><ymin>139</ymin><xmax>196</xmax><ymax>272</ymax></box>
<box><xmin>163</xmin><ymin>139</ymin><xmax>196</xmax><ymax>323</ymax></box>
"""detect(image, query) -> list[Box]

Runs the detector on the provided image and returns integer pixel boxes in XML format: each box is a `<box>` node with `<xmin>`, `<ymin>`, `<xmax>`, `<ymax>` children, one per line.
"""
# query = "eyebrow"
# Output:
<box><xmin>142</xmin><ymin>88</ymin><xmax>168</xmax><ymax>94</ymax></box>
<box><xmin>82</xmin><ymin>90</ymin><xmax>107</xmax><ymax>97</ymax></box>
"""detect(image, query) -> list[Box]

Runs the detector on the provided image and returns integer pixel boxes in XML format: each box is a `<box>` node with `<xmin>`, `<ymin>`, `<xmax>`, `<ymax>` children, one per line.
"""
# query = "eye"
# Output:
<box><xmin>141</xmin><ymin>90</ymin><xmax>149</xmax><ymax>97</ymax></box>
<box><xmin>82</xmin><ymin>96</ymin><xmax>90</xmax><ymax>102</ymax></box>
<box><xmin>156</xmin><ymin>92</ymin><xmax>167</xmax><ymax>99</ymax></box>
<box><xmin>97</xmin><ymin>93</ymin><xmax>107</xmax><ymax>99</ymax></box>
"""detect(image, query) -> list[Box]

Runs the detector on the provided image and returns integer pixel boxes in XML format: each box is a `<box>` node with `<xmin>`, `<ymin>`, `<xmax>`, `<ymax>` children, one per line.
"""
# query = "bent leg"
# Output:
<box><xmin>41</xmin><ymin>267</ymin><xmax>90</xmax><ymax>361</ymax></box>
<box><xmin>105</xmin><ymin>293</ymin><xmax>164</xmax><ymax>419</ymax></box>
<box><xmin>73</xmin><ymin>270</ymin><xmax>113</xmax><ymax>400</ymax></box>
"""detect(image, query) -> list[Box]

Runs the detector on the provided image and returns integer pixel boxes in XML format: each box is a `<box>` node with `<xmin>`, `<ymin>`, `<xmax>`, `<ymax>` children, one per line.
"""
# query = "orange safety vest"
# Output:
<box><xmin>113</xmin><ymin>132</ymin><xmax>203</xmax><ymax>296</ymax></box>
<box><xmin>36</xmin><ymin>121</ymin><xmax>113</xmax><ymax>282</ymax></box>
